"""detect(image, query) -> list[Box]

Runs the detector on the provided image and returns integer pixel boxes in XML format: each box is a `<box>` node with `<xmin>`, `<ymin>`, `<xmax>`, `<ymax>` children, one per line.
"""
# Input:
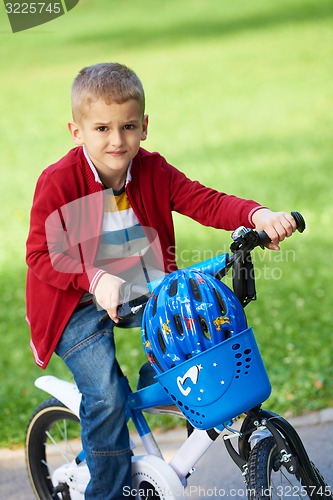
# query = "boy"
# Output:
<box><xmin>26</xmin><ymin>62</ymin><xmax>296</xmax><ymax>499</ymax></box>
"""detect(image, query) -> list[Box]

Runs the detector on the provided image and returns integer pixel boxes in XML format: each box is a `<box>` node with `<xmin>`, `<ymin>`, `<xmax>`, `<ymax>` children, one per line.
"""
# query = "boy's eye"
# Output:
<box><xmin>97</xmin><ymin>126</ymin><xmax>108</xmax><ymax>132</ymax></box>
<box><xmin>123</xmin><ymin>124</ymin><xmax>135</xmax><ymax>130</ymax></box>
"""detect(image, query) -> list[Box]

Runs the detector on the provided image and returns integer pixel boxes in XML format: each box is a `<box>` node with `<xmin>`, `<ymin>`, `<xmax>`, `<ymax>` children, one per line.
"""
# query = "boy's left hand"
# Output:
<box><xmin>251</xmin><ymin>208</ymin><xmax>297</xmax><ymax>250</ymax></box>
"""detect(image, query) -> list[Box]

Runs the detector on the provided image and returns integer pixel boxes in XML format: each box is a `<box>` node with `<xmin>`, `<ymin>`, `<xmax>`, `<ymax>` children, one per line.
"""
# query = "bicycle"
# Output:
<box><xmin>25</xmin><ymin>212</ymin><xmax>333</xmax><ymax>499</ymax></box>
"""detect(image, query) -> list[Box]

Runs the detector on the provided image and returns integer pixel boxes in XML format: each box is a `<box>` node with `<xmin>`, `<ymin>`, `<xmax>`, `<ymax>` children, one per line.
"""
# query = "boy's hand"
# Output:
<box><xmin>251</xmin><ymin>208</ymin><xmax>297</xmax><ymax>250</ymax></box>
<box><xmin>94</xmin><ymin>274</ymin><xmax>125</xmax><ymax>322</ymax></box>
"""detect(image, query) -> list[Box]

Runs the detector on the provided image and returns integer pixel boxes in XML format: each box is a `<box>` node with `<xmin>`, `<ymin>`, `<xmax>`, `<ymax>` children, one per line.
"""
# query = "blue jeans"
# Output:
<box><xmin>55</xmin><ymin>304</ymin><xmax>145</xmax><ymax>499</ymax></box>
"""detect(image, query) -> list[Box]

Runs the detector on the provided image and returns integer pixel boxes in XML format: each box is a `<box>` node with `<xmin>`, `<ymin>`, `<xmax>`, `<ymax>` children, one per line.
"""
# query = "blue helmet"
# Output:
<box><xmin>142</xmin><ymin>269</ymin><xmax>247</xmax><ymax>374</ymax></box>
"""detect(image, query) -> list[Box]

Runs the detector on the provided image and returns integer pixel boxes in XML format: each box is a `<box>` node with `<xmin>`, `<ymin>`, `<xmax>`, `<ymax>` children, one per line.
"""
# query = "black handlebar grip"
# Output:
<box><xmin>291</xmin><ymin>211</ymin><xmax>306</xmax><ymax>233</ymax></box>
<box><xmin>257</xmin><ymin>231</ymin><xmax>271</xmax><ymax>246</ymax></box>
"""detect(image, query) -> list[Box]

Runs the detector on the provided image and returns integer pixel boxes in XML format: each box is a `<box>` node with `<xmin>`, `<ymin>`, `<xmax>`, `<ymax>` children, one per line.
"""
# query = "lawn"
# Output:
<box><xmin>0</xmin><ymin>0</ymin><xmax>332</xmax><ymax>447</ymax></box>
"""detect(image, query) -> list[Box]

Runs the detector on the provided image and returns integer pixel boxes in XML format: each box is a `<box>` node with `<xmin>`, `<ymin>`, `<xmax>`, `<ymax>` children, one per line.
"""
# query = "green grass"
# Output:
<box><xmin>0</xmin><ymin>0</ymin><xmax>333</xmax><ymax>447</ymax></box>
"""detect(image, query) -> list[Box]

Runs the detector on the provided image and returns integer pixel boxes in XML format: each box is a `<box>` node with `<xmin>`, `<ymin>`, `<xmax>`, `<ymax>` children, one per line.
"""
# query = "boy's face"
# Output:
<box><xmin>68</xmin><ymin>98</ymin><xmax>148</xmax><ymax>185</ymax></box>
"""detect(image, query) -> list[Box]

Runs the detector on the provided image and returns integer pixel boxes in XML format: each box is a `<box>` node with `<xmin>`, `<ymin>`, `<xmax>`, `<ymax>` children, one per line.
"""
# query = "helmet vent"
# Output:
<box><xmin>150</xmin><ymin>352</ymin><xmax>163</xmax><ymax>372</ymax></box>
<box><xmin>169</xmin><ymin>279</ymin><xmax>178</xmax><ymax>297</ymax></box>
<box><xmin>190</xmin><ymin>278</ymin><xmax>202</xmax><ymax>302</ymax></box>
<box><xmin>157</xmin><ymin>328</ymin><xmax>166</xmax><ymax>354</ymax></box>
<box><xmin>152</xmin><ymin>297</ymin><xmax>157</xmax><ymax>317</ymax></box>
<box><xmin>198</xmin><ymin>315</ymin><xmax>211</xmax><ymax>340</ymax></box>
<box><xmin>224</xmin><ymin>330</ymin><xmax>232</xmax><ymax>340</ymax></box>
<box><xmin>174</xmin><ymin>314</ymin><xmax>184</xmax><ymax>336</ymax></box>
<box><xmin>214</xmin><ymin>288</ymin><xmax>227</xmax><ymax>315</ymax></box>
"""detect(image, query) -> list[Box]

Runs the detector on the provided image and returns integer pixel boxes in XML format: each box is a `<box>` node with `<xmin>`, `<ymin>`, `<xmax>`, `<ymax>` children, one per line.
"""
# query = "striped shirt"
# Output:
<box><xmin>96</xmin><ymin>185</ymin><xmax>149</xmax><ymax>271</ymax></box>
<box><xmin>80</xmin><ymin>147</ymin><xmax>151</xmax><ymax>305</ymax></box>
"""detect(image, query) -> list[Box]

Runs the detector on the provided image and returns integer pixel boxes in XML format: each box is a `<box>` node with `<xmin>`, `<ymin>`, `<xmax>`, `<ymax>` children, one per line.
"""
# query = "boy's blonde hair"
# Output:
<box><xmin>71</xmin><ymin>62</ymin><xmax>145</xmax><ymax>122</ymax></box>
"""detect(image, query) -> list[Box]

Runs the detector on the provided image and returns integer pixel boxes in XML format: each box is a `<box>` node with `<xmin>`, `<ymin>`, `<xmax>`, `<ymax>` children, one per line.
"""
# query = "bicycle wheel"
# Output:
<box><xmin>25</xmin><ymin>397</ymin><xmax>82</xmax><ymax>499</ymax></box>
<box><xmin>246</xmin><ymin>437</ymin><xmax>333</xmax><ymax>499</ymax></box>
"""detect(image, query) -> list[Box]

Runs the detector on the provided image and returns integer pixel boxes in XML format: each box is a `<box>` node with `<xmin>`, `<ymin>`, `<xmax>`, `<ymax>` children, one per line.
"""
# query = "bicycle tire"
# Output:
<box><xmin>246</xmin><ymin>437</ymin><xmax>333</xmax><ymax>499</ymax></box>
<box><xmin>25</xmin><ymin>397</ymin><xmax>81</xmax><ymax>499</ymax></box>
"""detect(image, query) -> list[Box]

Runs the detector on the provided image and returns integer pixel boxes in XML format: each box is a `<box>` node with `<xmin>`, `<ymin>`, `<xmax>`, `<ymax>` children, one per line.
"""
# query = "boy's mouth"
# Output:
<box><xmin>108</xmin><ymin>150</ymin><xmax>126</xmax><ymax>157</ymax></box>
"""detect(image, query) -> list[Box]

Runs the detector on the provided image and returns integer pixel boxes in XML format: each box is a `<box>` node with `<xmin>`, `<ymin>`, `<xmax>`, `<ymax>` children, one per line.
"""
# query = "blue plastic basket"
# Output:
<box><xmin>155</xmin><ymin>327</ymin><xmax>271</xmax><ymax>430</ymax></box>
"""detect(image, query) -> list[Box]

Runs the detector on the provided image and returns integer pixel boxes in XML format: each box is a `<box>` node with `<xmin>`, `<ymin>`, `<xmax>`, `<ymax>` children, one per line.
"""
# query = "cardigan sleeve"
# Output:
<box><xmin>166</xmin><ymin>161</ymin><xmax>263</xmax><ymax>231</ymax></box>
<box><xmin>26</xmin><ymin>170</ymin><xmax>104</xmax><ymax>293</ymax></box>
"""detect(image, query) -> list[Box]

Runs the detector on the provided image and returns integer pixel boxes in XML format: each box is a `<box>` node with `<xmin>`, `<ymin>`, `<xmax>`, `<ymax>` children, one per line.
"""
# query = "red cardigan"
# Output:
<box><xmin>26</xmin><ymin>146</ymin><xmax>262</xmax><ymax>368</ymax></box>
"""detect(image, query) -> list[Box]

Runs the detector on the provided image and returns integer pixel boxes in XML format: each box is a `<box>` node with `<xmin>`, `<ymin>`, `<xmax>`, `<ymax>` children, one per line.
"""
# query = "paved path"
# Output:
<box><xmin>1</xmin><ymin>409</ymin><xmax>332</xmax><ymax>499</ymax></box>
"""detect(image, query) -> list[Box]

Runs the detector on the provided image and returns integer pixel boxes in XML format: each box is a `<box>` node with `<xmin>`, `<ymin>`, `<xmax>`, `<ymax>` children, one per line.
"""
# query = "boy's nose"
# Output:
<box><xmin>110</xmin><ymin>130</ymin><xmax>123</xmax><ymax>148</ymax></box>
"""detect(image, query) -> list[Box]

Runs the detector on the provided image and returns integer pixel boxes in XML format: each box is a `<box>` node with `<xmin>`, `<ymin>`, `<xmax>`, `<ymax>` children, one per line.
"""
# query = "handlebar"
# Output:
<box><xmin>260</xmin><ymin>210</ymin><xmax>305</xmax><ymax>244</ymax></box>
<box><xmin>230</xmin><ymin>211</ymin><xmax>305</xmax><ymax>254</ymax></box>
<box><xmin>117</xmin><ymin>211</ymin><xmax>306</xmax><ymax>318</ymax></box>
<box><xmin>228</xmin><ymin>211</ymin><xmax>305</xmax><ymax>306</ymax></box>
<box><xmin>117</xmin><ymin>284</ymin><xmax>150</xmax><ymax>320</ymax></box>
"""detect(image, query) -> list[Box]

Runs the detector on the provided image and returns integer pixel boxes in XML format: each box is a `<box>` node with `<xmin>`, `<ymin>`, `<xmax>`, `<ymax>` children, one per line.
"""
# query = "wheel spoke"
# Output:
<box><xmin>26</xmin><ymin>398</ymin><xmax>81</xmax><ymax>499</ymax></box>
<box><xmin>45</xmin><ymin>426</ymin><xmax>77</xmax><ymax>463</ymax></box>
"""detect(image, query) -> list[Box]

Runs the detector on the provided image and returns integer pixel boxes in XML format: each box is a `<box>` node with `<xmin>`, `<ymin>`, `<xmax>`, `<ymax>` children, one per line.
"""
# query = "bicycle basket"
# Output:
<box><xmin>155</xmin><ymin>327</ymin><xmax>271</xmax><ymax>429</ymax></box>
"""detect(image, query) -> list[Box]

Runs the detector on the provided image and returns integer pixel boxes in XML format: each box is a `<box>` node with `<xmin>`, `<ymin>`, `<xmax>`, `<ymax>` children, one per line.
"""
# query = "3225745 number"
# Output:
<box><xmin>273</xmin><ymin>485</ymin><xmax>333</xmax><ymax>497</ymax></box>
<box><xmin>5</xmin><ymin>2</ymin><xmax>62</xmax><ymax>14</ymax></box>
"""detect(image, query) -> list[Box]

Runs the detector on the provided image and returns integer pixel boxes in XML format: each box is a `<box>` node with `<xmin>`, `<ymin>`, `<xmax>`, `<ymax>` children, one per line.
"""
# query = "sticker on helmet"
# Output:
<box><xmin>161</xmin><ymin>320</ymin><xmax>172</xmax><ymax>334</ymax></box>
<box><xmin>213</xmin><ymin>316</ymin><xmax>231</xmax><ymax>330</ymax></box>
<box><xmin>183</xmin><ymin>317</ymin><xmax>197</xmax><ymax>329</ymax></box>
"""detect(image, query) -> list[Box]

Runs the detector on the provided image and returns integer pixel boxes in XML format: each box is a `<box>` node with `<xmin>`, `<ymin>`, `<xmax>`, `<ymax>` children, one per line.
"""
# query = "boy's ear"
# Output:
<box><xmin>68</xmin><ymin>121</ymin><xmax>84</xmax><ymax>145</ymax></box>
<box><xmin>141</xmin><ymin>114</ymin><xmax>149</xmax><ymax>141</ymax></box>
